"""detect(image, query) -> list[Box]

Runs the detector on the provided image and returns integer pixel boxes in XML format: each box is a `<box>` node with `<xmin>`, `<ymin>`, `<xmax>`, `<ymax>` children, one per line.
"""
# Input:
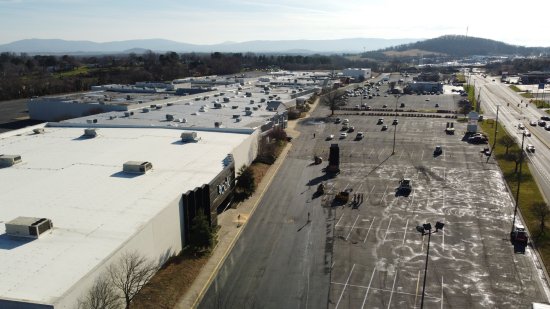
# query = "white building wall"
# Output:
<box><xmin>231</xmin><ymin>129</ymin><xmax>259</xmax><ymax>169</ymax></box>
<box><xmin>53</xmin><ymin>197</ymin><xmax>183</xmax><ymax>309</ymax></box>
<box><xmin>343</xmin><ymin>68</ymin><xmax>372</xmax><ymax>80</ymax></box>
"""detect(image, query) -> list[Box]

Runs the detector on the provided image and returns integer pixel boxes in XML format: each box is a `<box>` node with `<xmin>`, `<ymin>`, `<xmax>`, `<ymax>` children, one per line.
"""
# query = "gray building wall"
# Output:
<box><xmin>28</xmin><ymin>99</ymin><xmax>128</xmax><ymax>121</ymax></box>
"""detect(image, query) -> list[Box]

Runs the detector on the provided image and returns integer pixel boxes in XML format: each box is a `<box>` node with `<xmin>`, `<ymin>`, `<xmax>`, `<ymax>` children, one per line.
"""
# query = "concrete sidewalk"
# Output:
<box><xmin>175</xmin><ymin>99</ymin><xmax>319</xmax><ymax>308</ymax></box>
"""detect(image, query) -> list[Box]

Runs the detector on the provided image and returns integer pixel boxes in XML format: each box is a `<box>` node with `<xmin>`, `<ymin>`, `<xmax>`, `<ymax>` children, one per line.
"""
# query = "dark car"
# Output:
<box><xmin>468</xmin><ymin>135</ymin><xmax>488</xmax><ymax>144</ymax></box>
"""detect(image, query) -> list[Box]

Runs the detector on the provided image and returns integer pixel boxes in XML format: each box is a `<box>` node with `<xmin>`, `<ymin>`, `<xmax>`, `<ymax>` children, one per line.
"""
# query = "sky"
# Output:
<box><xmin>0</xmin><ymin>0</ymin><xmax>549</xmax><ymax>46</ymax></box>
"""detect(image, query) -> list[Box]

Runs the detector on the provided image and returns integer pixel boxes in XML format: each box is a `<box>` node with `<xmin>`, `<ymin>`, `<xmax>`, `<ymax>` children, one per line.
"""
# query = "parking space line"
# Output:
<box><xmin>402</xmin><ymin>219</ymin><xmax>409</xmax><ymax>245</ymax></box>
<box><xmin>331</xmin><ymin>282</ymin><xmax>441</xmax><ymax>299</ymax></box>
<box><xmin>421</xmin><ymin>149</ymin><xmax>424</xmax><ymax>160</ymax></box>
<box><xmin>365</xmin><ymin>185</ymin><xmax>375</xmax><ymax>204</ymax></box>
<box><xmin>335</xmin><ymin>212</ymin><xmax>345</xmax><ymax>227</ymax></box>
<box><xmin>442</xmin><ymin>228</ymin><xmax>445</xmax><ymax>252</ymax></box>
<box><xmin>409</xmin><ymin>189</ymin><xmax>416</xmax><ymax>208</ymax></box>
<box><xmin>363</xmin><ymin>217</ymin><xmax>376</xmax><ymax>243</ymax></box>
<box><xmin>387</xmin><ymin>270</ymin><xmax>398</xmax><ymax>309</ymax></box>
<box><xmin>346</xmin><ymin>214</ymin><xmax>360</xmax><ymax>241</ymax></box>
<box><xmin>383</xmin><ymin>217</ymin><xmax>393</xmax><ymax>242</ymax></box>
<box><xmin>335</xmin><ymin>264</ymin><xmax>355</xmax><ymax>309</ymax></box>
<box><xmin>414</xmin><ymin>270</ymin><xmax>421</xmax><ymax>309</ymax></box>
<box><xmin>398</xmin><ymin>151</ymin><xmax>404</xmax><ymax>160</ymax></box>
<box><xmin>360</xmin><ymin>268</ymin><xmax>376</xmax><ymax>309</ymax></box>
<box><xmin>441</xmin><ymin>276</ymin><xmax>444</xmax><ymax>309</ymax></box>
<box><xmin>382</xmin><ymin>185</ymin><xmax>388</xmax><ymax>203</ymax></box>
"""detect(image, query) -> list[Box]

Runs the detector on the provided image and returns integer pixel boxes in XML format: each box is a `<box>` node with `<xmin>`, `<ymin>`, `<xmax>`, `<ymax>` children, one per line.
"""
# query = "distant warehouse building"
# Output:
<box><xmin>0</xmin><ymin>124</ymin><xmax>258</xmax><ymax>308</ymax></box>
<box><xmin>519</xmin><ymin>71</ymin><xmax>550</xmax><ymax>85</ymax></box>
<box><xmin>342</xmin><ymin>68</ymin><xmax>372</xmax><ymax>81</ymax></box>
<box><xmin>404</xmin><ymin>81</ymin><xmax>444</xmax><ymax>94</ymax></box>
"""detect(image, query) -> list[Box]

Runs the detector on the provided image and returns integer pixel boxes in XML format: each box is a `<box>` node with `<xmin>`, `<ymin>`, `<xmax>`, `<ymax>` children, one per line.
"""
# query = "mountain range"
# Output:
<box><xmin>0</xmin><ymin>38</ymin><xmax>420</xmax><ymax>54</ymax></box>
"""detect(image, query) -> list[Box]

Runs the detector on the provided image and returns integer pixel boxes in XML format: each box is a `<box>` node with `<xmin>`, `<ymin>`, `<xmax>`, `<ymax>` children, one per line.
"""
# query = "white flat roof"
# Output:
<box><xmin>0</xmin><ymin>126</ymin><xmax>248</xmax><ymax>304</ymax></box>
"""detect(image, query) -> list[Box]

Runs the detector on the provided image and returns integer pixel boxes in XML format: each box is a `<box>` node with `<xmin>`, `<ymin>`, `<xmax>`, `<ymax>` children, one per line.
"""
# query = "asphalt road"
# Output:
<box><xmin>199</xmin><ymin>84</ymin><xmax>549</xmax><ymax>308</ymax></box>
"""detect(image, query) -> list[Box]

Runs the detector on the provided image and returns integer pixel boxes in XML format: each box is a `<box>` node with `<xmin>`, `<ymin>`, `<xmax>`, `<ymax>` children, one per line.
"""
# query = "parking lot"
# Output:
<box><xmin>305</xmin><ymin>91</ymin><xmax>547</xmax><ymax>308</ymax></box>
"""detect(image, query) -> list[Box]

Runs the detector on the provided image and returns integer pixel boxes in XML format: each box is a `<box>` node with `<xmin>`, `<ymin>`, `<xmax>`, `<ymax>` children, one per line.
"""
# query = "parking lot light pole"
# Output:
<box><xmin>392</xmin><ymin>94</ymin><xmax>401</xmax><ymax>155</ymax></box>
<box><xmin>416</xmin><ymin>222</ymin><xmax>444</xmax><ymax>309</ymax></box>
<box><xmin>511</xmin><ymin>132</ymin><xmax>526</xmax><ymax>232</ymax></box>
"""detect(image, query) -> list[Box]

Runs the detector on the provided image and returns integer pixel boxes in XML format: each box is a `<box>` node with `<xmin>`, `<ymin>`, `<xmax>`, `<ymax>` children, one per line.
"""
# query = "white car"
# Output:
<box><xmin>518</xmin><ymin>123</ymin><xmax>525</xmax><ymax>130</ymax></box>
<box><xmin>523</xmin><ymin>130</ymin><xmax>531</xmax><ymax>137</ymax></box>
<box><xmin>326</xmin><ymin>134</ymin><xmax>334</xmax><ymax>140</ymax></box>
<box><xmin>526</xmin><ymin>144</ymin><xmax>535</xmax><ymax>153</ymax></box>
<box><xmin>339</xmin><ymin>132</ymin><xmax>348</xmax><ymax>139</ymax></box>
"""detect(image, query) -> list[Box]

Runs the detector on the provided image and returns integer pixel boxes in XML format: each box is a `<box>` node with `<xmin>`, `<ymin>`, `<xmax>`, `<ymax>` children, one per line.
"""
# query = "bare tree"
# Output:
<box><xmin>533</xmin><ymin>202</ymin><xmax>550</xmax><ymax>235</ymax></box>
<box><xmin>498</xmin><ymin>135</ymin><xmax>515</xmax><ymax>155</ymax></box>
<box><xmin>78</xmin><ymin>274</ymin><xmax>120</xmax><ymax>309</ymax></box>
<box><xmin>321</xmin><ymin>89</ymin><xmax>346</xmax><ymax>116</ymax></box>
<box><xmin>109</xmin><ymin>252</ymin><xmax>158</xmax><ymax>309</ymax></box>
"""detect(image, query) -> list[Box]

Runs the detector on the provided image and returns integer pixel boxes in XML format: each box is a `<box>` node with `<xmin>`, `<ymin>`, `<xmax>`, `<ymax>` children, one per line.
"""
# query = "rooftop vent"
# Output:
<box><xmin>6</xmin><ymin>217</ymin><xmax>53</xmax><ymax>238</ymax></box>
<box><xmin>0</xmin><ymin>154</ymin><xmax>22</xmax><ymax>167</ymax></box>
<box><xmin>166</xmin><ymin>114</ymin><xmax>174</xmax><ymax>121</ymax></box>
<box><xmin>181</xmin><ymin>131</ymin><xmax>198</xmax><ymax>143</ymax></box>
<box><xmin>33</xmin><ymin>128</ymin><xmax>44</xmax><ymax>134</ymax></box>
<box><xmin>84</xmin><ymin>128</ymin><xmax>98</xmax><ymax>138</ymax></box>
<box><xmin>123</xmin><ymin>161</ymin><xmax>153</xmax><ymax>174</ymax></box>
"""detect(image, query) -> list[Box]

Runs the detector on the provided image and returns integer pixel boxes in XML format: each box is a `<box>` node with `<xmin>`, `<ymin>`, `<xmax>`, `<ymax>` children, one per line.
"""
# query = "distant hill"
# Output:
<box><xmin>365</xmin><ymin>35</ymin><xmax>550</xmax><ymax>58</ymax></box>
<box><xmin>0</xmin><ymin>38</ymin><xmax>420</xmax><ymax>54</ymax></box>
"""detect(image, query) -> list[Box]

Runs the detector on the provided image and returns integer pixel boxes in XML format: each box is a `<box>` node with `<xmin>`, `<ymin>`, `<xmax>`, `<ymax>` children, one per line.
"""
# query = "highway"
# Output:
<box><xmin>471</xmin><ymin>74</ymin><xmax>550</xmax><ymax>202</ymax></box>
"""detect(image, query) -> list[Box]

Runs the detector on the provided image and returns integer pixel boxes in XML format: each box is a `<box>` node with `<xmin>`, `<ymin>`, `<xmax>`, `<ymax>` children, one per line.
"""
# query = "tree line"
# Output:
<box><xmin>0</xmin><ymin>51</ymin><xmax>378</xmax><ymax>101</ymax></box>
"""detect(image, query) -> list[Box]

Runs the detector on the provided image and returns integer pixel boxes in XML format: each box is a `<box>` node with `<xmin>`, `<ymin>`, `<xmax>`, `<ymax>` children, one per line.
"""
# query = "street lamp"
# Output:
<box><xmin>392</xmin><ymin>94</ymin><xmax>401</xmax><ymax>155</ymax></box>
<box><xmin>511</xmin><ymin>132</ymin><xmax>526</xmax><ymax>232</ymax></box>
<box><xmin>416</xmin><ymin>221</ymin><xmax>445</xmax><ymax>309</ymax></box>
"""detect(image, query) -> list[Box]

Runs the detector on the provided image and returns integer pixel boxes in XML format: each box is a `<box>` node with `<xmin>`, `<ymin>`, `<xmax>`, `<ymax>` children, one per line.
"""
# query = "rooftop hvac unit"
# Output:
<box><xmin>33</xmin><ymin>128</ymin><xmax>44</xmax><ymax>134</ymax></box>
<box><xmin>214</xmin><ymin>103</ymin><xmax>222</xmax><ymax>109</ymax></box>
<box><xmin>245</xmin><ymin>110</ymin><xmax>253</xmax><ymax>116</ymax></box>
<box><xmin>215</xmin><ymin>122</ymin><xmax>222</xmax><ymax>128</ymax></box>
<box><xmin>150</xmin><ymin>104</ymin><xmax>157</xmax><ymax>108</ymax></box>
<box><xmin>109</xmin><ymin>115</ymin><xmax>117</xmax><ymax>120</ymax></box>
<box><xmin>84</xmin><ymin>128</ymin><xmax>98</xmax><ymax>138</ymax></box>
<box><xmin>180</xmin><ymin>118</ymin><xmax>187</xmax><ymax>123</ymax></box>
<box><xmin>123</xmin><ymin>161</ymin><xmax>153</xmax><ymax>174</ymax></box>
<box><xmin>156</xmin><ymin>105</ymin><xmax>162</xmax><ymax>110</ymax></box>
<box><xmin>231</xmin><ymin>106</ymin><xmax>238</xmax><ymax>109</ymax></box>
<box><xmin>236</xmin><ymin>118</ymin><xmax>242</xmax><ymax>122</ymax></box>
<box><xmin>0</xmin><ymin>154</ymin><xmax>22</xmax><ymax>167</ymax></box>
<box><xmin>233</xmin><ymin>114</ymin><xmax>241</xmax><ymax>119</ymax></box>
<box><xmin>143</xmin><ymin>108</ymin><xmax>150</xmax><ymax>113</ymax></box>
<box><xmin>181</xmin><ymin>131</ymin><xmax>198</xmax><ymax>142</ymax></box>
<box><xmin>250</xmin><ymin>100</ymin><xmax>255</xmax><ymax>104</ymax></box>
<box><xmin>166</xmin><ymin>114</ymin><xmax>174</xmax><ymax>121</ymax></box>
<box><xmin>5</xmin><ymin>217</ymin><xmax>53</xmax><ymax>238</ymax></box>
<box><xmin>245</xmin><ymin>107</ymin><xmax>251</xmax><ymax>111</ymax></box>
<box><xmin>167</xmin><ymin>102</ymin><xmax>174</xmax><ymax>106</ymax></box>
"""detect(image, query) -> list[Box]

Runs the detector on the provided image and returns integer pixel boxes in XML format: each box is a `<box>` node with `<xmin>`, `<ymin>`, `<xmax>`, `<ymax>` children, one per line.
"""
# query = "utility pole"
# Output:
<box><xmin>511</xmin><ymin>133</ymin><xmax>526</xmax><ymax>232</ymax></box>
<box><xmin>487</xmin><ymin>105</ymin><xmax>500</xmax><ymax>163</ymax></box>
<box><xmin>392</xmin><ymin>95</ymin><xmax>400</xmax><ymax>155</ymax></box>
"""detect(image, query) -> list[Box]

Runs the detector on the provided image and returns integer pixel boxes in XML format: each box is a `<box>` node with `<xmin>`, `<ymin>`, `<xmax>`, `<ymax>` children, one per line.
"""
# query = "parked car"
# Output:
<box><xmin>326</xmin><ymin>134</ymin><xmax>334</xmax><ymax>140</ymax></box>
<box><xmin>526</xmin><ymin>144</ymin><xmax>535</xmax><ymax>153</ymax></box>
<box><xmin>356</xmin><ymin>132</ymin><xmax>364</xmax><ymax>140</ymax></box>
<box><xmin>378</xmin><ymin>118</ymin><xmax>384</xmax><ymax>124</ymax></box>
<box><xmin>435</xmin><ymin>103</ymin><xmax>439</xmax><ymax>107</ymax></box>
<box><xmin>468</xmin><ymin>135</ymin><xmax>488</xmax><ymax>144</ymax></box>
<box><xmin>523</xmin><ymin>130</ymin><xmax>531</xmax><ymax>137</ymax></box>
<box><xmin>392</xmin><ymin>119</ymin><xmax>399</xmax><ymax>125</ymax></box>
<box><xmin>518</xmin><ymin>123</ymin><xmax>525</xmax><ymax>130</ymax></box>
<box><xmin>434</xmin><ymin>145</ymin><xmax>442</xmax><ymax>156</ymax></box>
<box><xmin>425</xmin><ymin>98</ymin><xmax>430</xmax><ymax>101</ymax></box>
<box><xmin>383</xmin><ymin>104</ymin><xmax>388</xmax><ymax>108</ymax></box>
<box><xmin>530</xmin><ymin>120</ymin><xmax>537</xmax><ymax>126</ymax></box>
<box><xmin>348</xmin><ymin>126</ymin><xmax>355</xmax><ymax>133</ymax></box>
<box><xmin>538</xmin><ymin>120</ymin><xmax>546</xmax><ymax>127</ymax></box>
<box><xmin>382</xmin><ymin>125</ymin><xmax>388</xmax><ymax>131</ymax></box>
<box><xmin>335</xmin><ymin>118</ymin><xmax>341</xmax><ymax>124</ymax></box>
<box><xmin>339</xmin><ymin>132</ymin><xmax>348</xmax><ymax>139</ymax></box>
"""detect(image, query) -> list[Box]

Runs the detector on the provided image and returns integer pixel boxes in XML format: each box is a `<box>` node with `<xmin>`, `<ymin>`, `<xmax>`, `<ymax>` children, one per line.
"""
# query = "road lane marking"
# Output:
<box><xmin>335</xmin><ymin>264</ymin><xmax>355</xmax><ymax>309</ymax></box>
<box><xmin>383</xmin><ymin>217</ymin><xmax>393</xmax><ymax>242</ymax></box>
<box><xmin>346</xmin><ymin>214</ymin><xmax>360</xmax><ymax>241</ymax></box>
<box><xmin>387</xmin><ymin>270</ymin><xmax>398</xmax><ymax>309</ymax></box>
<box><xmin>363</xmin><ymin>217</ymin><xmax>376</xmax><ymax>243</ymax></box>
<box><xmin>360</xmin><ymin>268</ymin><xmax>377</xmax><ymax>309</ymax></box>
